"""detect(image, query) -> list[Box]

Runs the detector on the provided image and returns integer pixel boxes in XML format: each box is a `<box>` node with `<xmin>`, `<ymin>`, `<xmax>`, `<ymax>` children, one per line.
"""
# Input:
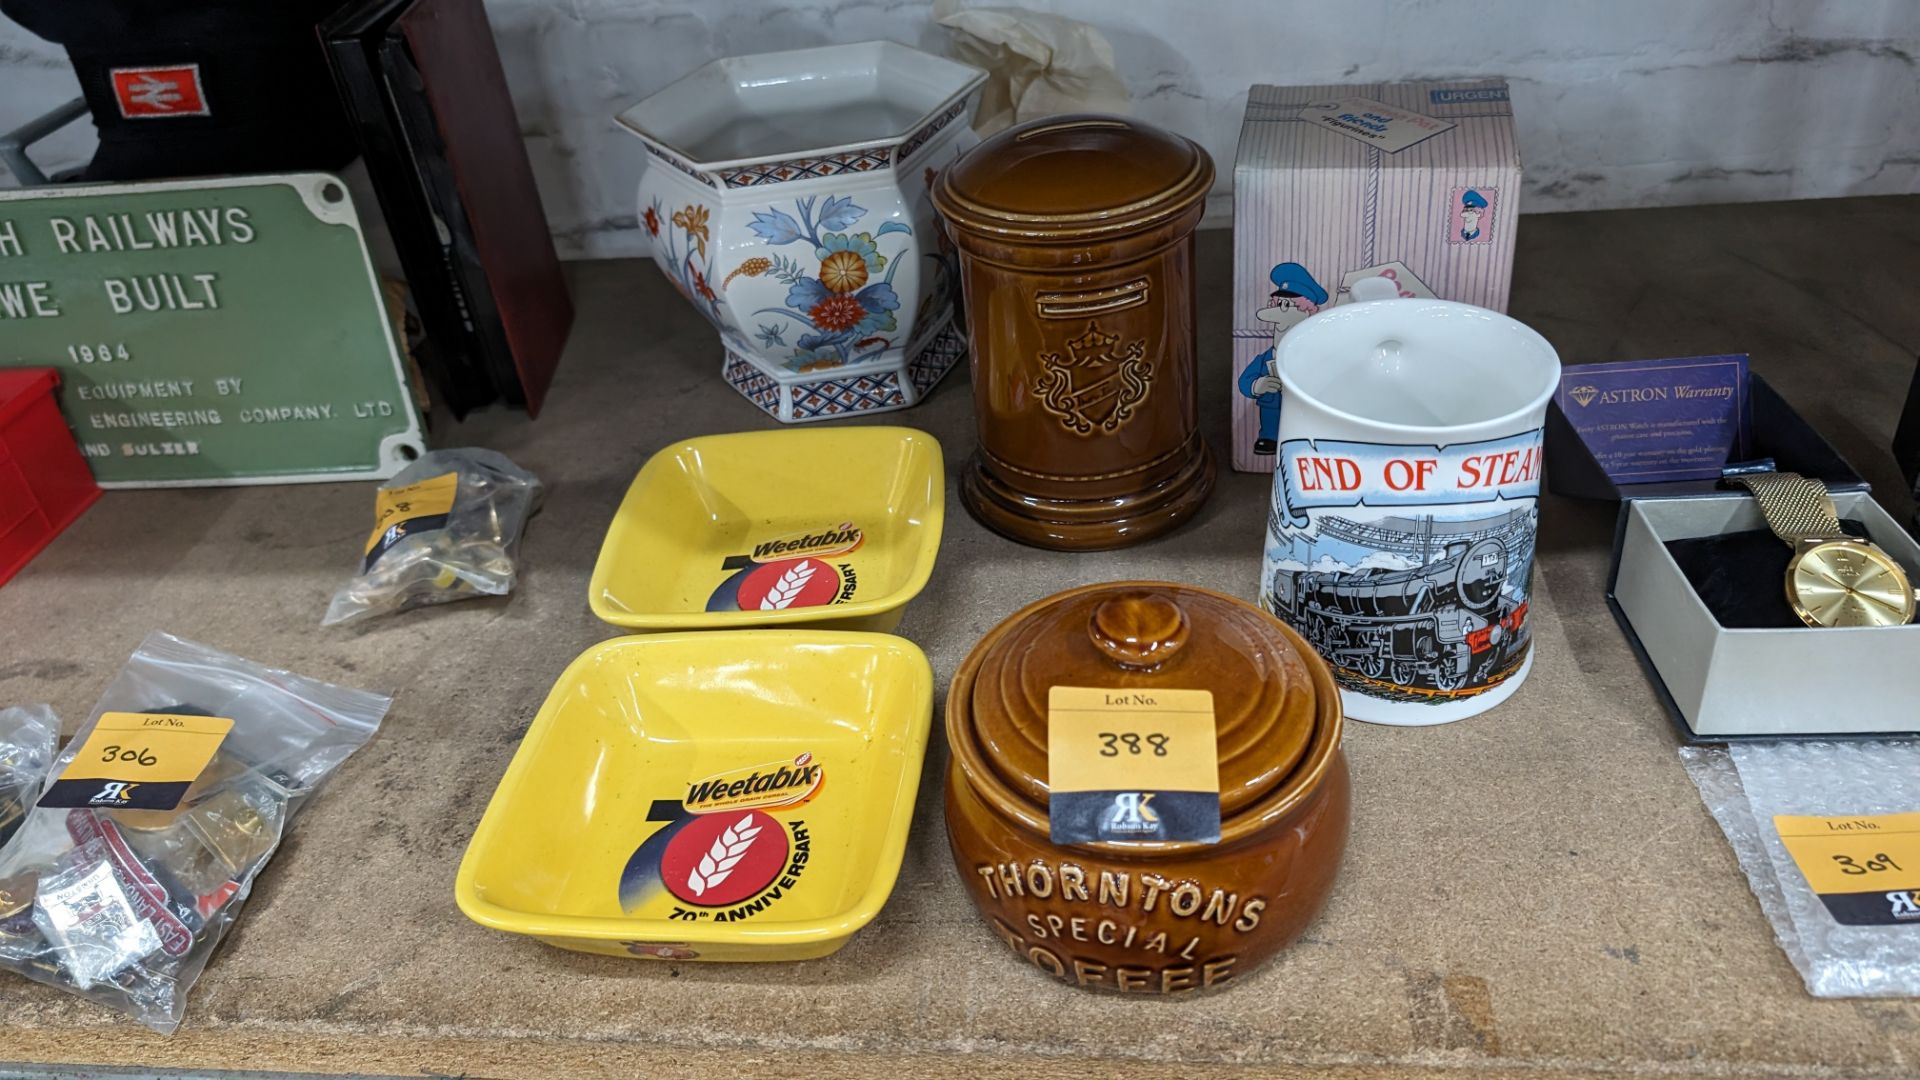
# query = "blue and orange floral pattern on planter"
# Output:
<box><xmin>646</xmin><ymin>196</ymin><xmax>723</xmax><ymax>320</ymax></box>
<box><xmin>720</xmin><ymin>194</ymin><xmax>914</xmax><ymax>373</ymax></box>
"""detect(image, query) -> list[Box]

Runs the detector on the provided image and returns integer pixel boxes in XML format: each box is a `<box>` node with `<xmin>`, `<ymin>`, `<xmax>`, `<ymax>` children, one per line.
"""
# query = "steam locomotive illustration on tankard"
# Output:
<box><xmin>1255</xmin><ymin>280</ymin><xmax>1559</xmax><ymax>725</ymax></box>
<box><xmin>1267</xmin><ymin>525</ymin><xmax>1530</xmax><ymax>694</ymax></box>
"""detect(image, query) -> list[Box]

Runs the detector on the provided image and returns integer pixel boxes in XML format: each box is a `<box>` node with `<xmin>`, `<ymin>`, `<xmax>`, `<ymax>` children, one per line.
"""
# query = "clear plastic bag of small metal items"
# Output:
<box><xmin>0</xmin><ymin>632</ymin><xmax>390</xmax><ymax>1032</ymax></box>
<box><xmin>0</xmin><ymin>704</ymin><xmax>58</xmax><ymax>852</ymax></box>
<box><xmin>323</xmin><ymin>447</ymin><xmax>543</xmax><ymax>627</ymax></box>
<box><xmin>1680</xmin><ymin>739</ymin><xmax>1920</xmax><ymax>997</ymax></box>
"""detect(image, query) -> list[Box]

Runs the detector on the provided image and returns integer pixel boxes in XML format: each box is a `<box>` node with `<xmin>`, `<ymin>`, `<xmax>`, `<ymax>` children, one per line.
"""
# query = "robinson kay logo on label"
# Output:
<box><xmin>1104</xmin><ymin>791</ymin><xmax>1161</xmax><ymax>834</ymax></box>
<box><xmin>89</xmin><ymin>781</ymin><xmax>140</xmax><ymax>805</ymax></box>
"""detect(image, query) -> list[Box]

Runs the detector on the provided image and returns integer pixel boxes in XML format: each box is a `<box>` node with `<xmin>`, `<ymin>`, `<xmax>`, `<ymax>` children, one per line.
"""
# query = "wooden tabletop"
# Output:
<box><xmin>1</xmin><ymin>198</ymin><xmax>1918</xmax><ymax>1077</ymax></box>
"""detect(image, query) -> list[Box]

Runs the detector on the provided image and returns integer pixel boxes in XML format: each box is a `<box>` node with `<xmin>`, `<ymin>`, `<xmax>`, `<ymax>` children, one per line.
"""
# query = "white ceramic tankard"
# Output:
<box><xmin>1259</xmin><ymin>277</ymin><xmax>1561</xmax><ymax>725</ymax></box>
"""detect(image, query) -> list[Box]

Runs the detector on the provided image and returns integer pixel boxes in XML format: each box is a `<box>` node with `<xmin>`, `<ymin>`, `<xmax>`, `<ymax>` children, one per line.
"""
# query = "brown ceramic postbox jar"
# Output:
<box><xmin>932</xmin><ymin>116</ymin><xmax>1217</xmax><ymax>550</ymax></box>
<box><xmin>944</xmin><ymin>581</ymin><xmax>1349</xmax><ymax>994</ymax></box>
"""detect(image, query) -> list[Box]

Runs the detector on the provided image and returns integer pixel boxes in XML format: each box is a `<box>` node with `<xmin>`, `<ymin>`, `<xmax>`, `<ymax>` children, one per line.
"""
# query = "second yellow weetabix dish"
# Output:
<box><xmin>588</xmin><ymin>426</ymin><xmax>944</xmax><ymax>633</ymax></box>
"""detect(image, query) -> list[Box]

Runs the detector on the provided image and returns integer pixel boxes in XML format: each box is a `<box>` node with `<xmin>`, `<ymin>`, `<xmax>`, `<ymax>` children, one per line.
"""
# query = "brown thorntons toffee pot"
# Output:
<box><xmin>944</xmin><ymin>581</ymin><xmax>1349</xmax><ymax>994</ymax></box>
<box><xmin>932</xmin><ymin>115</ymin><xmax>1217</xmax><ymax>550</ymax></box>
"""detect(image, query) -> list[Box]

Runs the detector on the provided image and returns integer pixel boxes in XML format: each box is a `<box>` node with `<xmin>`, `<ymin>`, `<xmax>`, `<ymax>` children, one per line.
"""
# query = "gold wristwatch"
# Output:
<box><xmin>1729</xmin><ymin>471</ymin><xmax>1918</xmax><ymax>628</ymax></box>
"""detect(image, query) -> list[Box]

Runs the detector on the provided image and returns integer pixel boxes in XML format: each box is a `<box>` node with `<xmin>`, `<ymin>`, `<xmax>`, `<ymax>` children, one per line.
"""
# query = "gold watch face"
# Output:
<box><xmin>1786</xmin><ymin>541</ymin><xmax>1917</xmax><ymax>628</ymax></box>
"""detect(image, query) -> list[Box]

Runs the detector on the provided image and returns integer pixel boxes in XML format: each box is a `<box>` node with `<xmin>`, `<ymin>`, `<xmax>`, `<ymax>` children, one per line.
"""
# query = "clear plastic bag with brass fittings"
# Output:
<box><xmin>0</xmin><ymin>705</ymin><xmax>58</xmax><ymax>853</ymax></box>
<box><xmin>0</xmin><ymin>633</ymin><xmax>390</xmax><ymax>1032</ymax></box>
<box><xmin>322</xmin><ymin>448</ymin><xmax>544</xmax><ymax>627</ymax></box>
<box><xmin>1680</xmin><ymin>740</ymin><xmax>1920</xmax><ymax>998</ymax></box>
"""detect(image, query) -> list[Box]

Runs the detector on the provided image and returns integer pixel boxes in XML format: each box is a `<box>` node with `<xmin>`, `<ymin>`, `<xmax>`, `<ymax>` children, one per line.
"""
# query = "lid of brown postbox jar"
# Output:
<box><xmin>933</xmin><ymin>114</ymin><xmax>1214</xmax><ymax>243</ymax></box>
<box><xmin>960</xmin><ymin>581</ymin><xmax>1324</xmax><ymax>821</ymax></box>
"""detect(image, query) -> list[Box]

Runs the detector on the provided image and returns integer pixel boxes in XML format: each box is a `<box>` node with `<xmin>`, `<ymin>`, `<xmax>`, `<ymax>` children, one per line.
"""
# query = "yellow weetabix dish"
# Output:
<box><xmin>454</xmin><ymin>630</ymin><xmax>933</xmax><ymax>962</ymax></box>
<box><xmin>588</xmin><ymin>427</ymin><xmax>944</xmax><ymax>632</ymax></box>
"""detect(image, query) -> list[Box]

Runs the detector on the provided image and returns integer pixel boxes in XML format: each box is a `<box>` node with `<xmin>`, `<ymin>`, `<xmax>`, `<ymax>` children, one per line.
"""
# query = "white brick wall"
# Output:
<box><xmin>3</xmin><ymin>0</ymin><xmax>1915</xmax><ymax>258</ymax></box>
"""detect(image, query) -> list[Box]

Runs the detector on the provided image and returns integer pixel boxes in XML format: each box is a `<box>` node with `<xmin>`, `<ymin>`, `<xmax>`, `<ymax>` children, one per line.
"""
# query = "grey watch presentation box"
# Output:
<box><xmin>1606</xmin><ymin>490</ymin><xmax>1920</xmax><ymax>740</ymax></box>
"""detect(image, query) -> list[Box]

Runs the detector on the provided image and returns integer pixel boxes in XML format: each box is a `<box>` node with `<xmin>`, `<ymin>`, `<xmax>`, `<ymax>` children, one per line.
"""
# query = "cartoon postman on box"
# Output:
<box><xmin>1238</xmin><ymin>261</ymin><xmax>1328</xmax><ymax>455</ymax></box>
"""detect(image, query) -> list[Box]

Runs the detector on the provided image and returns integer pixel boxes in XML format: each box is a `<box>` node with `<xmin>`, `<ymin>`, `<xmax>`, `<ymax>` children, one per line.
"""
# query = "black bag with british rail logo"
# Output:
<box><xmin>0</xmin><ymin>0</ymin><xmax>358</xmax><ymax>181</ymax></box>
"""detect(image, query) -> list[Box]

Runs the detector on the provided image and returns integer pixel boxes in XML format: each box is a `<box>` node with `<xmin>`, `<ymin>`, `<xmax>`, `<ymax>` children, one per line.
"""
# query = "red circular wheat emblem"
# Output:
<box><xmin>736</xmin><ymin>557</ymin><xmax>840</xmax><ymax>610</ymax></box>
<box><xmin>661</xmin><ymin>809</ymin><xmax>790</xmax><ymax>907</ymax></box>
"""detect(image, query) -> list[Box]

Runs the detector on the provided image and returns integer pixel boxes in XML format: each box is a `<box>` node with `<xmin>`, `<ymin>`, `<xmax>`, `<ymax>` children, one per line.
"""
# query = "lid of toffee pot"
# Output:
<box><xmin>948</xmin><ymin>581</ymin><xmax>1342</xmax><ymax>843</ymax></box>
<box><xmin>932</xmin><ymin>114</ymin><xmax>1214</xmax><ymax>243</ymax></box>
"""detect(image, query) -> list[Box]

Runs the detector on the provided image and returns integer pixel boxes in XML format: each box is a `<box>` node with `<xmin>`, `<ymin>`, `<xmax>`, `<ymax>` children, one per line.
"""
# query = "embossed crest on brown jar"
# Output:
<box><xmin>945</xmin><ymin>581</ymin><xmax>1350</xmax><ymax>994</ymax></box>
<box><xmin>932</xmin><ymin>116</ymin><xmax>1217</xmax><ymax>550</ymax></box>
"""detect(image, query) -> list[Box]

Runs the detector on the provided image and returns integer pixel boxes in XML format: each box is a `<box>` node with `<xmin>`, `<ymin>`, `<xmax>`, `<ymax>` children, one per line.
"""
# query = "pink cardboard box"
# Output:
<box><xmin>1231</xmin><ymin>80</ymin><xmax>1521</xmax><ymax>472</ymax></box>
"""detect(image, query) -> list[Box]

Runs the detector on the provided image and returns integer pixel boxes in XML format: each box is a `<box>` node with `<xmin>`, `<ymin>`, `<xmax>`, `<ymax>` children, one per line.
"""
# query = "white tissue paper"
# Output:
<box><xmin>934</xmin><ymin>0</ymin><xmax>1130</xmax><ymax>135</ymax></box>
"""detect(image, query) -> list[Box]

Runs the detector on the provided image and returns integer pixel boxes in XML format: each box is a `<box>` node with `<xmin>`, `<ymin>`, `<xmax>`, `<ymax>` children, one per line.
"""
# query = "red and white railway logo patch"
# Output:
<box><xmin>110</xmin><ymin>65</ymin><xmax>210</xmax><ymax>119</ymax></box>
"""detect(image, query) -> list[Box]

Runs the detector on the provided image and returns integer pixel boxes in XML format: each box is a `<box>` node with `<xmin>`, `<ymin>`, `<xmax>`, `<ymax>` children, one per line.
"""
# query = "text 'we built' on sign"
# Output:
<box><xmin>0</xmin><ymin>174</ymin><xmax>423</xmax><ymax>485</ymax></box>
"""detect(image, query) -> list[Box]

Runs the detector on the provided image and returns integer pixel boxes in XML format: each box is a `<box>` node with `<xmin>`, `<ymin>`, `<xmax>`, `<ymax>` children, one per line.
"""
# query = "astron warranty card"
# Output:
<box><xmin>1557</xmin><ymin>355</ymin><xmax>1749</xmax><ymax>483</ymax></box>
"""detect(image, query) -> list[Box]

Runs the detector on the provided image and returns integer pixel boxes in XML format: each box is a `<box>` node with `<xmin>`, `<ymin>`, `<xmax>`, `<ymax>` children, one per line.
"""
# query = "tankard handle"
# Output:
<box><xmin>1088</xmin><ymin>592</ymin><xmax>1189</xmax><ymax>669</ymax></box>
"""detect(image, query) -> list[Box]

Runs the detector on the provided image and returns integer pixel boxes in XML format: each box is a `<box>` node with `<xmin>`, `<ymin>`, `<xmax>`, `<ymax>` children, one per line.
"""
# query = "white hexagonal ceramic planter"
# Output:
<box><xmin>618</xmin><ymin>42</ymin><xmax>986</xmax><ymax>422</ymax></box>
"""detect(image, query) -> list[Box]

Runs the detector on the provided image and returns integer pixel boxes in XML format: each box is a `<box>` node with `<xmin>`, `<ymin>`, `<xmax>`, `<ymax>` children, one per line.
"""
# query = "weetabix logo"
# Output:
<box><xmin>710</xmin><ymin>529</ymin><xmax>860</xmax><ymax>613</ymax></box>
<box><xmin>619</xmin><ymin>754</ymin><xmax>821</xmax><ymax>920</ymax></box>
<box><xmin>683</xmin><ymin>753</ymin><xmax>823</xmax><ymax>815</ymax></box>
<box><xmin>749</xmin><ymin>522</ymin><xmax>862</xmax><ymax>563</ymax></box>
<box><xmin>1569</xmin><ymin>385</ymin><xmax>1599</xmax><ymax>408</ymax></box>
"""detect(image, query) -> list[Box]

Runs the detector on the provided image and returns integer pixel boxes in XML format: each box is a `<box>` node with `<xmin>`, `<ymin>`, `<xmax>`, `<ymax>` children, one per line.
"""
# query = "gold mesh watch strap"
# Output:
<box><xmin>1729</xmin><ymin>471</ymin><xmax>1844</xmax><ymax>545</ymax></box>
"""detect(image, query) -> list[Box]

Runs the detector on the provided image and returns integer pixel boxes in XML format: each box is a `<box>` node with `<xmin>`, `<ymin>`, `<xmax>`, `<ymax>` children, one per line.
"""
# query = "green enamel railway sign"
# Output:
<box><xmin>0</xmin><ymin>173</ymin><xmax>424</xmax><ymax>486</ymax></box>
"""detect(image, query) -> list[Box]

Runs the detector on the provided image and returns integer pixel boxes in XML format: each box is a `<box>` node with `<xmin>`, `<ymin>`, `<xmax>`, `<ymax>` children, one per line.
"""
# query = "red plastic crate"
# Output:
<box><xmin>0</xmin><ymin>368</ymin><xmax>101</xmax><ymax>586</ymax></box>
